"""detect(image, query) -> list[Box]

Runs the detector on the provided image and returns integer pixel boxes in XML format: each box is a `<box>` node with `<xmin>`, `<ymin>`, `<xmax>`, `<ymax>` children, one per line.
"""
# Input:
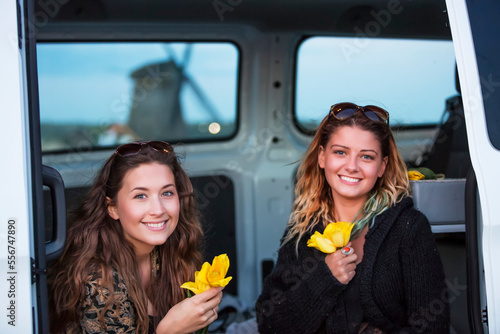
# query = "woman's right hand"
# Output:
<box><xmin>324</xmin><ymin>243</ymin><xmax>358</xmax><ymax>284</ymax></box>
<box><xmin>156</xmin><ymin>287</ymin><xmax>223</xmax><ymax>334</ymax></box>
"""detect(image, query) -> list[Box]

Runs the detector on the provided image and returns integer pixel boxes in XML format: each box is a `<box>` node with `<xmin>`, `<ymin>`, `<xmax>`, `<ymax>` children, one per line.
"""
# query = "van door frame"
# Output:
<box><xmin>447</xmin><ymin>0</ymin><xmax>500</xmax><ymax>332</ymax></box>
<box><xmin>0</xmin><ymin>0</ymin><xmax>49</xmax><ymax>333</ymax></box>
<box><xmin>0</xmin><ymin>0</ymin><xmax>33</xmax><ymax>333</ymax></box>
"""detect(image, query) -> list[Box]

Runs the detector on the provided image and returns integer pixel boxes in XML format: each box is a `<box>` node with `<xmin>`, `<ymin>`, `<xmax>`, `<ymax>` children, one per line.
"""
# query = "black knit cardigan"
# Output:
<box><xmin>256</xmin><ymin>198</ymin><xmax>450</xmax><ymax>334</ymax></box>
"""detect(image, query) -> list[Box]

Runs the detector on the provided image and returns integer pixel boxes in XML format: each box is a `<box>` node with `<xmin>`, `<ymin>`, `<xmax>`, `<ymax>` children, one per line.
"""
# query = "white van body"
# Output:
<box><xmin>1</xmin><ymin>0</ymin><xmax>498</xmax><ymax>333</ymax></box>
<box><xmin>0</xmin><ymin>1</ymin><xmax>36</xmax><ymax>333</ymax></box>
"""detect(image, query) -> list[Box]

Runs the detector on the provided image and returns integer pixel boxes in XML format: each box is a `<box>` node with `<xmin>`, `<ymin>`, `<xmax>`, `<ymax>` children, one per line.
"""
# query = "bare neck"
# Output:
<box><xmin>333</xmin><ymin>197</ymin><xmax>366</xmax><ymax>223</ymax></box>
<box><xmin>135</xmin><ymin>249</ymin><xmax>153</xmax><ymax>287</ymax></box>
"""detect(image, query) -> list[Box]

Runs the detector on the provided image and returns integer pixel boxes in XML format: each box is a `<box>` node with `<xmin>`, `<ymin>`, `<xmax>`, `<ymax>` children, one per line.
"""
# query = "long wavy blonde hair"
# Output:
<box><xmin>283</xmin><ymin>107</ymin><xmax>410</xmax><ymax>251</ymax></box>
<box><xmin>48</xmin><ymin>145</ymin><xmax>203</xmax><ymax>333</ymax></box>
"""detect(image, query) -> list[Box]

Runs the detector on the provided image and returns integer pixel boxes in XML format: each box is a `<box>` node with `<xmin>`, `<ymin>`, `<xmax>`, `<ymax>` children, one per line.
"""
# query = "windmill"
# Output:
<box><xmin>126</xmin><ymin>44</ymin><xmax>222</xmax><ymax>142</ymax></box>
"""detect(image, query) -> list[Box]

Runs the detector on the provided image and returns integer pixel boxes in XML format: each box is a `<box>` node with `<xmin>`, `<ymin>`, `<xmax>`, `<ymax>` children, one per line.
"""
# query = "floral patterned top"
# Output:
<box><xmin>67</xmin><ymin>248</ymin><xmax>160</xmax><ymax>334</ymax></box>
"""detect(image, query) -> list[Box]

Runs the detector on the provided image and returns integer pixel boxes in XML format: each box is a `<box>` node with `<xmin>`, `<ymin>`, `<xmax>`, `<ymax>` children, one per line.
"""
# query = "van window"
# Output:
<box><xmin>295</xmin><ymin>37</ymin><xmax>456</xmax><ymax>131</ymax></box>
<box><xmin>37</xmin><ymin>42</ymin><xmax>239</xmax><ymax>152</ymax></box>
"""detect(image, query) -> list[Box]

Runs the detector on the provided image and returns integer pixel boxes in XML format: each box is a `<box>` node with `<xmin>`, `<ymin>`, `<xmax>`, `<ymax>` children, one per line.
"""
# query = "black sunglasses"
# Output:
<box><xmin>114</xmin><ymin>141</ymin><xmax>174</xmax><ymax>157</ymax></box>
<box><xmin>329</xmin><ymin>103</ymin><xmax>389</xmax><ymax>125</ymax></box>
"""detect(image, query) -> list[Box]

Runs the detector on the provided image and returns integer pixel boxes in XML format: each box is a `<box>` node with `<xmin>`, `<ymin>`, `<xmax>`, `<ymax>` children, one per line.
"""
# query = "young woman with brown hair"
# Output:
<box><xmin>48</xmin><ymin>141</ymin><xmax>223</xmax><ymax>334</ymax></box>
<box><xmin>256</xmin><ymin>103</ymin><xmax>450</xmax><ymax>333</ymax></box>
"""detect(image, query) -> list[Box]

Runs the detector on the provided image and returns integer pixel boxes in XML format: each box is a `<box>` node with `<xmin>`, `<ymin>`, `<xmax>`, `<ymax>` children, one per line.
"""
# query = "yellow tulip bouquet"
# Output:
<box><xmin>181</xmin><ymin>254</ymin><xmax>232</xmax><ymax>334</ymax></box>
<box><xmin>408</xmin><ymin>170</ymin><xmax>425</xmax><ymax>181</ymax></box>
<box><xmin>307</xmin><ymin>221</ymin><xmax>354</xmax><ymax>253</ymax></box>
<box><xmin>408</xmin><ymin>167</ymin><xmax>440</xmax><ymax>180</ymax></box>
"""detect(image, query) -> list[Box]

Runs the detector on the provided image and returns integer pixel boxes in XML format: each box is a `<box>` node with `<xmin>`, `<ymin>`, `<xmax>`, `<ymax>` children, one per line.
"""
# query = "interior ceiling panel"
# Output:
<box><xmin>35</xmin><ymin>0</ymin><xmax>450</xmax><ymax>39</ymax></box>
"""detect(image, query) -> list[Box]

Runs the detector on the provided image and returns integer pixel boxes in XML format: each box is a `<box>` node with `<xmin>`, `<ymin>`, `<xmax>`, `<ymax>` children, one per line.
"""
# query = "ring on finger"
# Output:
<box><xmin>341</xmin><ymin>246</ymin><xmax>353</xmax><ymax>256</ymax></box>
<box><xmin>212</xmin><ymin>308</ymin><xmax>217</xmax><ymax>316</ymax></box>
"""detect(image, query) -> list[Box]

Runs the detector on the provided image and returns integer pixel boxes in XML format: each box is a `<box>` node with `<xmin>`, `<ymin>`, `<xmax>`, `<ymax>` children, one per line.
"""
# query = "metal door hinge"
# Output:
<box><xmin>31</xmin><ymin>258</ymin><xmax>47</xmax><ymax>284</ymax></box>
<box><xmin>481</xmin><ymin>307</ymin><xmax>488</xmax><ymax>324</ymax></box>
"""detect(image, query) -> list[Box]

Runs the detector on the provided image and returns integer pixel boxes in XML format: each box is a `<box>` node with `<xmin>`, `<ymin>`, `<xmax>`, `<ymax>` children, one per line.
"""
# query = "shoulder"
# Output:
<box><xmin>279</xmin><ymin>216</ymin><xmax>324</xmax><ymax>250</ymax></box>
<box><xmin>386</xmin><ymin>197</ymin><xmax>429</xmax><ymax>228</ymax></box>
<box><xmin>374</xmin><ymin>197</ymin><xmax>433</xmax><ymax>245</ymax></box>
<box><xmin>81</xmin><ymin>269</ymin><xmax>135</xmax><ymax>333</ymax></box>
<box><xmin>387</xmin><ymin>198</ymin><xmax>440</xmax><ymax>255</ymax></box>
<box><xmin>399</xmin><ymin>198</ymin><xmax>430</xmax><ymax>229</ymax></box>
<box><xmin>83</xmin><ymin>267</ymin><xmax>129</xmax><ymax>306</ymax></box>
<box><xmin>80</xmin><ymin>267</ymin><xmax>136</xmax><ymax>331</ymax></box>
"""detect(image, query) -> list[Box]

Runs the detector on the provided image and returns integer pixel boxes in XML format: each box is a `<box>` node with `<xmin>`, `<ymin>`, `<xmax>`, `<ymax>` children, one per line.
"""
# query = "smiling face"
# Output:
<box><xmin>318</xmin><ymin>125</ymin><xmax>388</xmax><ymax>207</ymax></box>
<box><xmin>107</xmin><ymin>162</ymin><xmax>179</xmax><ymax>255</ymax></box>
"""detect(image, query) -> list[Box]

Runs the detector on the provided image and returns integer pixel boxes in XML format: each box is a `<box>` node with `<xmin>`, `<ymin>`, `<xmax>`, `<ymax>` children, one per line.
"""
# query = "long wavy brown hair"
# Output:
<box><xmin>283</xmin><ymin>106</ymin><xmax>410</xmax><ymax>251</ymax></box>
<box><xmin>48</xmin><ymin>144</ymin><xmax>203</xmax><ymax>333</ymax></box>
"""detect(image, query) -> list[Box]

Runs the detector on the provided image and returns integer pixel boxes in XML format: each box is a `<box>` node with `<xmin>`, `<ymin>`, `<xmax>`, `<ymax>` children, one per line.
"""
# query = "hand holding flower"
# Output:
<box><xmin>307</xmin><ymin>222</ymin><xmax>357</xmax><ymax>284</ymax></box>
<box><xmin>324</xmin><ymin>242</ymin><xmax>358</xmax><ymax>284</ymax></box>
<box><xmin>156</xmin><ymin>287</ymin><xmax>223</xmax><ymax>334</ymax></box>
<box><xmin>307</xmin><ymin>221</ymin><xmax>354</xmax><ymax>253</ymax></box>
<box><xmin>178</xmin><ymin>254</ymin><xmax>233</xmax><ymax>334</ymax></box>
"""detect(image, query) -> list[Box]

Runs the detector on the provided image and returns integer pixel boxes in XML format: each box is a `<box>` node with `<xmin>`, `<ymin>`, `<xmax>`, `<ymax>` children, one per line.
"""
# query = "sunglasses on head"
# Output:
<box><xmin>114</xmin><ymin>141</ymin><xmax>174</xmax><ymax>157</ymax></box>
<box><xmin>329</xmin><ymin>103</ymin><xmax>389</xmax><ymax>125</ymax></box>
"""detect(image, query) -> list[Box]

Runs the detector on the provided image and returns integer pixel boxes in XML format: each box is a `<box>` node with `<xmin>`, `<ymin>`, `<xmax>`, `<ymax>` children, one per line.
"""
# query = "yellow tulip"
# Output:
<box><xmin>408</xmin><ymin>170</ymin><xmax>425</xmax><ymax>180</ymax></box>
<box><xmin>307</xmin><ymin>221</ymin><xmax>354</xmax><ymax>253</ymax></box>
<box><xmin>181</xmin><ymin>254</ymin><xmax>233</xmax><ymax>295</ymax></box>
<box><xmin>207</xmin><ymin>253</ymin><xmax>232</xmax><ymax>287</ymax></box>
<box><xmin>307</xmin><ymin>231</ymin><xmax>336</xmax><ymax>253</ymax></box>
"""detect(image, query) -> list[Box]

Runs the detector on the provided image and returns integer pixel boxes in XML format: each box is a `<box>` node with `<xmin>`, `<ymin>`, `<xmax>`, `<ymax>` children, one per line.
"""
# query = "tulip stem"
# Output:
<box><xmin>195</xmin><ymin>325</ymin><xmax>208</xmax><ymax>334</ymax></box>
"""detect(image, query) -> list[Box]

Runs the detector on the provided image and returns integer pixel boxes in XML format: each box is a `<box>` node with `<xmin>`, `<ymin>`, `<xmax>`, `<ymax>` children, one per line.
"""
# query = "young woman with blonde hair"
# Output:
<box><xmin>257</xmin><ymin>103</ymin><xmax>449</xmax><ymax>333</ymax></box>
<box><xmin>49</xmin><ymin>141</ymin><xmax>223</xmax><ymax>334</ymax></box>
